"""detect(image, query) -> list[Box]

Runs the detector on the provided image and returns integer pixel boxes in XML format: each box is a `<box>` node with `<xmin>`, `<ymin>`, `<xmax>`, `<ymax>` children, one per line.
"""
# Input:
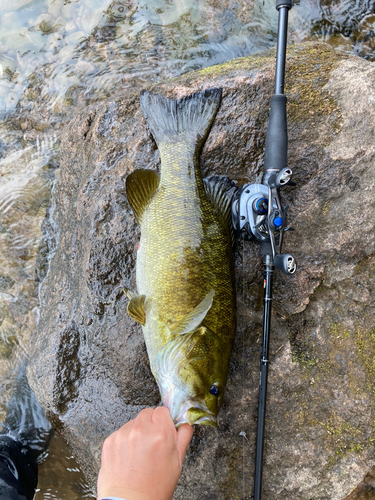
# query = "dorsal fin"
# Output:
<box><xmin>126</xmin><ymin>169</ymin><xmax>160</xmax><ymax>225</ymax></box>
<box><xmin>170</xmin><ymin>289</ymin><xmax>215</xmax><ymax>336</ymax></box>
<box><xmin>127</xmin><ymin>294</ymin><xmax>147</xmax><ymax>326</ymax></box>
<box><xmin>204</xmin><ymin>175</ymin><xmax>237</xmax><ymax>244</ymax></box>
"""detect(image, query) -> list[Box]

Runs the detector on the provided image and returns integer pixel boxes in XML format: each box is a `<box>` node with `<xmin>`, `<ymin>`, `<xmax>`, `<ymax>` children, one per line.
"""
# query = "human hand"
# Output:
<box><xmin>97</xmin><ymin>406</ymin><xmax>194</xmax><ymax>500</ymax></box>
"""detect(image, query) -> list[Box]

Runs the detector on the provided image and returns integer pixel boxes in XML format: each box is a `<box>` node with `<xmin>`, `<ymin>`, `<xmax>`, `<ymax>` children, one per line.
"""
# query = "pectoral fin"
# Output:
<box><xmin>127</xmin><ymin>294</ymin><xmax>147</xmax><ymax>326</ymax></box>
<box><xmin>170</xmin><ymin>289</ymin><xmax>215</xmax><ymax>336</ymax></box>
<box><xmin>126</xmin><ymin>169</ymin><xmax>160</xmax><ymax>224</ymax></box>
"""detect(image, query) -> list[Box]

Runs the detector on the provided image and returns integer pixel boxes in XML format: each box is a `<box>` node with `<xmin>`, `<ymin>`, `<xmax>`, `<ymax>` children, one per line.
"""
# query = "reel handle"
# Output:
<box><xmin>274</xmin><ymin>253</ymin><xmax>297</xmax><ymax>275</ymax></box>
<box><xmin>268</xmin><ymin>167</ymin><xmax>293</xmax><ymax>189</ymax></box>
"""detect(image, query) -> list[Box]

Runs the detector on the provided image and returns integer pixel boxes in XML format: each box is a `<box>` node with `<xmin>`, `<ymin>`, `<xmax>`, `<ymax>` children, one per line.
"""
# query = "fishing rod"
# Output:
<box><xmin>231</xmin><ymin>1</ymin><xmax>295</xmax><ymax>499</ymax></box>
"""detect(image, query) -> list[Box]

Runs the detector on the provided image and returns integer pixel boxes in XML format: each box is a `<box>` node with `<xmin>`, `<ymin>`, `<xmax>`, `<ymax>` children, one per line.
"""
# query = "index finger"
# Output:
<box><xmin>176</xmin><ymin>423</ymin><xmax>194</xmax><ymax>463</ymax></box>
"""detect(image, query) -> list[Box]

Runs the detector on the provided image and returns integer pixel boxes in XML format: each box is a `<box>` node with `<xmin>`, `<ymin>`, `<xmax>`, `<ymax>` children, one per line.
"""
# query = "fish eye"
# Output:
<box><xmin>209</xmin><ymin>383</ymin><xmax>220</xmax><ymax>396</ymax></box>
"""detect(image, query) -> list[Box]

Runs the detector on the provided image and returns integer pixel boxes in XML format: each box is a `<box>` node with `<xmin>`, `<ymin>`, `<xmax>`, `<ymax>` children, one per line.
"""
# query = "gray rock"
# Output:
<box><xmin>27</xmin><ymin>43</ymin><xmax>375</xmax><ymax>499</ymax></box>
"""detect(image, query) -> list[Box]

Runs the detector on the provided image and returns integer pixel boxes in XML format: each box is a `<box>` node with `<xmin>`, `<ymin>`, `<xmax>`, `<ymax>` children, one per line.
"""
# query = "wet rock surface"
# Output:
<box><xmin>27</xmin><ymin>43</ymin><xmax>375</xmax><ymax>499</ymax></box>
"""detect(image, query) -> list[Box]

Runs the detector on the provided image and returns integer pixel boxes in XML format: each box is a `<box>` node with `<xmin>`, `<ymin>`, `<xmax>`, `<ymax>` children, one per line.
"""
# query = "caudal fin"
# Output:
<box><xmin>140</xmin><ymin>88</ymin><xmax>222</xmax><ymax>148</ymax></box>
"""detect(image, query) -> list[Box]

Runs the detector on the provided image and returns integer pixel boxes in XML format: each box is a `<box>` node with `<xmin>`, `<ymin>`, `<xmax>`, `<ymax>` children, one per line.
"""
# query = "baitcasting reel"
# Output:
<box><xmin>231</xmin><ymin>166</ymin><xmax>297</xmax><ymax>275</ymax></box>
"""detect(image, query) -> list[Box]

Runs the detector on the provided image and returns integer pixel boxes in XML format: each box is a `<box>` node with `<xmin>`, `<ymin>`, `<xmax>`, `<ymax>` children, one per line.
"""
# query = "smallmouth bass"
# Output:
<box><xmin>125</xmin><ymin>88</ymin><xmax>236</xmax><ymax>427</ymax></box>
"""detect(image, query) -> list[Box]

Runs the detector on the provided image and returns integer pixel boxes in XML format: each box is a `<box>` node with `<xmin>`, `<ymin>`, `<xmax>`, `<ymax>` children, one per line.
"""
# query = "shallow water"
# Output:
<box><xmin>34</xmin><ymin>433</ymin><xmax>95</xmax><ymax>500</ymax></box>
<box><xmin>0</xmin><ymin>0</ymin><xmax>374</xmax><ymax>498</ymax></box>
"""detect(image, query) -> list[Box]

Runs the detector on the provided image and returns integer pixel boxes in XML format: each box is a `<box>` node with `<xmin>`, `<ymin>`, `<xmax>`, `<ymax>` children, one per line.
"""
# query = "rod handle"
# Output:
<box><xmin>276</xmin><ymin>0</ymin><xmax>293</xmax><ymax>9</ymax></box>
<box><xmin>263</xmin><ymin>95</ymin><xmax>287</xmax><ymax>183</ymax></box>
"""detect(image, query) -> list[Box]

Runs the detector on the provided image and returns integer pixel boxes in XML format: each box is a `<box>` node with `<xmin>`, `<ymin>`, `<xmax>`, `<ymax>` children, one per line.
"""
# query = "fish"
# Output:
<box><xmin>125</xmin><ymin>88</ymin><xmax>236</xmax><ymax>427</ymax></box>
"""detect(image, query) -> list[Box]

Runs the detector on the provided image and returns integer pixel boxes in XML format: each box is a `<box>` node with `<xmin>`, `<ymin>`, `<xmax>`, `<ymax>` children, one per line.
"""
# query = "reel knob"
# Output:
<box><xmin>274</xmin><ymin>253</ymin><xmax>297</xmax><ymax>275</ymax></box>
<box><xmin>268</xmin><ymin>168</ymin><xmax>293</xmax><ymax>189</ymax></box>
<box><xmin>273</xmin><ymin>216</ymin><xmax>283</xmax><ymax>228</ymax></box>
<box><xmin>276</xmin><ymin>168</ymin><xmax>293</xmax><ymax>187</ymax></box>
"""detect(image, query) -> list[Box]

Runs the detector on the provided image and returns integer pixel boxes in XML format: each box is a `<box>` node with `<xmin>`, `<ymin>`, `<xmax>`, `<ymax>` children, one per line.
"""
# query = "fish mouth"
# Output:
<box><xmin>162</xmin><ymin>382</ymin><xmax>217</xmax><ymax>427</ymax></box>
<box><xmin>175</xmin><ymin>403</ymin><xmax>217</xmax><ymax>428</ymax></box>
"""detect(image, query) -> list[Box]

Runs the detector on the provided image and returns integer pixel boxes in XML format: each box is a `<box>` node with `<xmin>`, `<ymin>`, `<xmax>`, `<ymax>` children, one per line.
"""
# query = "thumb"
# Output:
<box><xmin>176</xmin><ymin>423</ymin><xmax>194</xmax><ymax>463</ymax></box>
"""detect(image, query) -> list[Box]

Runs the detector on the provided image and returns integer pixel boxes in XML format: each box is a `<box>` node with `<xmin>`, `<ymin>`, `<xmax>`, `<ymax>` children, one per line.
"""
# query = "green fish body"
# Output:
<box><xmin>125</xmin><ymin>88</ymin><xmax>236</xmax><ymax>427</ymax></box>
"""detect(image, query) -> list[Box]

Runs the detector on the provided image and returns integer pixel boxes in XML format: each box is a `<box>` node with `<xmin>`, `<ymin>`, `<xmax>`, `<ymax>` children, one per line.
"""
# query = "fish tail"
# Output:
<box><xmin>139</xmin><ymin>88</ymin><xmax>222</xmax><ymax>149</ymax></box>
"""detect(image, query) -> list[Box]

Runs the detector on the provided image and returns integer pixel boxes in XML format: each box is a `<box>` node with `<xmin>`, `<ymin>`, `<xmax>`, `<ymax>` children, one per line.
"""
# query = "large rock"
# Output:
<box><xmin>28</xmin><ymin>43</ymin><xmax>375</xmax><ymax>499</ymax></box>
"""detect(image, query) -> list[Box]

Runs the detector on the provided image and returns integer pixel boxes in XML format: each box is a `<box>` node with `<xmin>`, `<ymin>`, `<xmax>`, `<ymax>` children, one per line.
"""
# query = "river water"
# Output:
<box><xmin>0</xmin><ymin>0</ymin><xmax>374</xmax><ymax>498</ymax></box>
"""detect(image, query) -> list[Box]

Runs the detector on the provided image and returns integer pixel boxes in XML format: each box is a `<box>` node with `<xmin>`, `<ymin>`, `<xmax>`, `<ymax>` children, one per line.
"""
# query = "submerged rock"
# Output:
<box><xmin>27</xmin><ymin>43</ymin><xmax>375</xmax><ymax>499</ymax></box>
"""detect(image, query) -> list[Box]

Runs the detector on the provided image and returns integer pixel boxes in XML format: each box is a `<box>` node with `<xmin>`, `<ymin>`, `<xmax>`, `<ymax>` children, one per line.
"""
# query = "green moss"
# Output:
<box><xmin>287</xmin><ymin>316</ymin><xmax>332</xmax><ymax>379</ymax></box>
<box><xmin>329</xmin><ymin>322</ymin><xmax>351</xmax><ymax>340</ymax></box>
<box><xmin>291</xmin><ymin>348</ymin><xmax>319</xmax><ymax>373</ymax></box>
<box><xmin>150</xmin><ymin>42</ymin><xmax>345</xmax><ymax>139</ymax></box>
<box><xmin>289</xmin><ymin>320</ymin><xmax>369</xmax><ymax>463</ymax></box>
<box><xmin>326</xmin><ymin>322</ymin><xmax>368</xmax><ymax>401</ymax></box>
<box><xmin>316</xmin><ymin>325</ymin><xmax>375</xmax><ymax>468</ymax></box>
<box><xmin>158</xmin><ymin>43</ymin><xmax>341</xmax><ymax>87</ymax></box>
<box><xmin>321</xmin><ymin>419</ymin><xmax>361</xmax><ymax>438</ymax></box>
<box><xmin>152</xmin><ymin>49</ymin><xmax>275</xmax><ymax>89</ymax></box>
<box><xmin>172</xmin><ymin>43</ymin><xmax>342</xmax><ymax>123</ymax></box>
<box><xmin>188</xmin><ymin>43</ymin><xmax>342</xmax><ymax>96</ymax></box>
<box><xmin>355</xmin><ymin>327</ymin><xmax>375</xmax><ymax>396</ymax></box>
<box><xmin>284</xmin><ymin>44</ymin><xmax>342</xmax><ymax>123</ymax></box>
<box><xmin>220</xmin><ymin>446</ymin><xmax>243</xmax><ymax>499</ymax></box>
<box><xmin>321</xmin><ymin>413</ymin><xmax>367</xmax><ymax>469</ymax></box>
<box><xmin>194</xmin><ymin>50</ymin><xmax>273</xmax><ymax>78</ymax></box>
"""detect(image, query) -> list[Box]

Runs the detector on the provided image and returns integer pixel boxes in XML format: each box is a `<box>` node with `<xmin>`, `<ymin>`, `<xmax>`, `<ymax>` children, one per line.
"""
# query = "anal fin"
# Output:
<box><xmin>126</xmin><ymin>169</ymin><xmax>160</xmax><ymax>225</ymax></box>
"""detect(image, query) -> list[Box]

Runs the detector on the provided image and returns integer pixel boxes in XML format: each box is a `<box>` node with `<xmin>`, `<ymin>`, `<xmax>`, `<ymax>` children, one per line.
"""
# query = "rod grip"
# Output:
<box><xmin>263</xmin><ymin>94</ymin><xmax>287</xmax><ymax>179</ymax></box>
<box><xmin>276</xmin><ymin>0</ymin><xmax>293</xmax><ymax>9</ymax></box>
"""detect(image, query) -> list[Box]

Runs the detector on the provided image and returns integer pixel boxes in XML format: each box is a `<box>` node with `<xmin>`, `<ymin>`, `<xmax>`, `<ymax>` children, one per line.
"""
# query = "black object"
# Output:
<box><xmin>0</xmin><ymin>436</ymin><xmax>37</xmax><ymax>500</ymax></box>
<box><xmin>253</xmin><ymin>256</ymin><xmax>273</xmax><ymax>500</ymax></box>
<box><xmin>231</xmin><ymin>2</ymin><xmax>295</xmax><ymax>499</ymax></box>
<box><xmin>263</xmin><ymin>95</ymin><xmax>287</xmax><ymax>179</ymax></box>
<box><xmin>0</xmin><ymin>365</ymin><xmax>52</xmax><ymax>499</ymax></box>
